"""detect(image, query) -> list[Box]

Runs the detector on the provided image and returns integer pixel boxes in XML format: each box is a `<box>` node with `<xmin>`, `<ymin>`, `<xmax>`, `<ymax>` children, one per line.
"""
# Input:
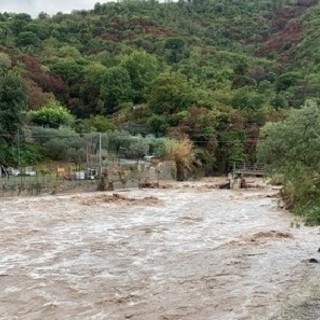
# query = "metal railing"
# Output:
<box><xmin>232</xmin><ymin>163</ymin><xmax>265</xmax><ymax>177</ymax></box>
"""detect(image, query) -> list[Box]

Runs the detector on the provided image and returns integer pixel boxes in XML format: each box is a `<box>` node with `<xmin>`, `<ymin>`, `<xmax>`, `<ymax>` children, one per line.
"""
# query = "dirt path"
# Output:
<box><xmin>0</xmin><ymin>183</ymin><xmax>319</xmax><ymax>319</ymax></box>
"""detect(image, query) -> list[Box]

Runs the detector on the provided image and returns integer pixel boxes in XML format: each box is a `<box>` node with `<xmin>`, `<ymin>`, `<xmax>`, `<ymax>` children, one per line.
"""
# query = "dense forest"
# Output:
<box><xmin>1</xmin><ymin>0</ymin><xmax>320</xmax><ymax>175</ymax></box>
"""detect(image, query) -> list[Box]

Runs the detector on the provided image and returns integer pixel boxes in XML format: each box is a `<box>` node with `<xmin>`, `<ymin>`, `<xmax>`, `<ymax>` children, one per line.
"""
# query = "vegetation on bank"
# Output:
<box><xmin>258</xmin><ymin>100</ymin><xmax>320</xmax><ymax>225</ymax></box>
<box><xmin>0</xmin><ymin>0</ymin><xmax>320</xmax><ymax>221</ymax></box>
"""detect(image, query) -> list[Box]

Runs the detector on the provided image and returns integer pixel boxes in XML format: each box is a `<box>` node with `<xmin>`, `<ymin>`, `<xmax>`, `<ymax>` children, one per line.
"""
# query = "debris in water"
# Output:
<box><xmin>138</xmin><ymin>181</ymin><xmax>159</xmax><ymax>189</ymax></box>
<box><xmin>307</xmin><ymin>258</ymin><xmax>319</xmax><ymax>264</ymax></box>
<box><xmin>81</xmin><ymin>193</ymin><xmax>161</xmax><ymax>206</ymax></box>
<box><xmin>248</xmin><ymin>230</ymin><xmax>294</xmax><ymax>242</ymax></box>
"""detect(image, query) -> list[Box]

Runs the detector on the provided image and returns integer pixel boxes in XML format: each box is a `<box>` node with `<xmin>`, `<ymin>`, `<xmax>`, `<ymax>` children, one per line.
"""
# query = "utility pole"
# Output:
<box><xmin>17</xmin><ymin>129</ymin><xmax>22</xmax><ymax>184</ymax></box>
<box><xmin>99</xmin><ymin>132</ymin><xmax>103</xmax><ymax>177</ymax></box>
<box><xmin>17</xmin><ymin>129</ymin><xmax>21</xmax><ymax>169</ymax></box>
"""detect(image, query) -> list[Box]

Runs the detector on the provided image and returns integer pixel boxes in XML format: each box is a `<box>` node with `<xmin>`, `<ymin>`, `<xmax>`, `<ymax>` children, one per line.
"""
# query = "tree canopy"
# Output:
<box><xmin>258</xmin><ymin>100</ymin><xmax>320</xmax><ymax>225</ymax></box>
<box><xmin>0</xmin><ymin>72</ymin><xmax>26</xmax><ymax>143</ymax></box>
<box><xmin>0</xmin><ymin>0</ymin><xmax>320</xmax><ymax>180</ymax></box>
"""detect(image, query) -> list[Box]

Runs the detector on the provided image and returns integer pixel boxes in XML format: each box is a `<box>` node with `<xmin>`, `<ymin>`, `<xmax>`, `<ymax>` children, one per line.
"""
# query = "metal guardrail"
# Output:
<box><xmin>232</xmin><ymin>163</ymin><xmax>265</xmax><ymax>177</ymax></box>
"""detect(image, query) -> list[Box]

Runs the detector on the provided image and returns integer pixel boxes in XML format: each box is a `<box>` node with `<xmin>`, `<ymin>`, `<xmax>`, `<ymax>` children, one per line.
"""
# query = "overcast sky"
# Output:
<box><xmin>0</xmin><ymin>0</ymin><xmax>100</xmax><ymax>17</ymax></box>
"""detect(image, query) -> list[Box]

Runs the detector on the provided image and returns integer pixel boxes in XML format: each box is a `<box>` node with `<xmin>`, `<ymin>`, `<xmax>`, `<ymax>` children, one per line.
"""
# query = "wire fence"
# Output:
<box><xmin>0</xmin><ymin>150</ymin><xmax>176</xmax><ymax>197</ymax></box>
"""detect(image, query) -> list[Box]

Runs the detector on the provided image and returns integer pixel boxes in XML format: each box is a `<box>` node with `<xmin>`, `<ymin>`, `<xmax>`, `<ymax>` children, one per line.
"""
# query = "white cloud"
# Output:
<box><xmin>0</xmin><ymin>0</ymin><xmax>100</xmax><ymax>17</ymax></box>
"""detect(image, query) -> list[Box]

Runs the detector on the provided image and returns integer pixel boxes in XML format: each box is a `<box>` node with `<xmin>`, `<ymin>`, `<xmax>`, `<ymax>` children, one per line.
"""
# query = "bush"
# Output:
<box><xmin>28</xmin><ymin>100</ymin><xmax>74</xmax><ymax>128</ymax></box>
<box><xmin>165</xmin><ymin>138</ymin><xmax>195</xmax><ymax>181</ymax></box>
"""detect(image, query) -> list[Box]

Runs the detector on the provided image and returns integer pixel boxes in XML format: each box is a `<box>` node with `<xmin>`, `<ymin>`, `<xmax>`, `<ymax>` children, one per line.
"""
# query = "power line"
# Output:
<box><xmin>29</xmin><ymin>136</ymin><xmax>263</xmax><ymax>142</ymax></box>
<box><xmin>2</xmin><ymin>133</ymin><xmax>265</xmax><ymax>143</ymax></box>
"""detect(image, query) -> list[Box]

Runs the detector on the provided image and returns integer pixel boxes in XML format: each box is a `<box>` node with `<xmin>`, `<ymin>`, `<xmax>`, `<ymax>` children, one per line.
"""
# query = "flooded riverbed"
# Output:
<box><xmin>0</xmin><ymin>182</ymin><xmax>319</xmax><ymax>319</ymax></box>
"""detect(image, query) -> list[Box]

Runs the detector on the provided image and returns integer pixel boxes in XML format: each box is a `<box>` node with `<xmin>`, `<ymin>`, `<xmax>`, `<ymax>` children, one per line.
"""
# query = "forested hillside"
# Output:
<box><xmin>0</xmin><ymin>0</ymin><xmax>320</xmax><ymax>173</ymax></box>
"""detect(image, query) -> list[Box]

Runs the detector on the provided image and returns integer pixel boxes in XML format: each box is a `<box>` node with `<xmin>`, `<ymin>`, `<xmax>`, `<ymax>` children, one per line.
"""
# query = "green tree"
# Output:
<box><xmin>0</xmin><ymin>72</ymin><xmax>27</xmax><ymax>143</ymax></box>
<box><xmin>231</xmin><ymin>87</ymin><xmax>265</xmax><ymax>110</ymax></box>
<box><xmin>79</xmin><ymin>62</ymin><xmax>107</xmax><ymax>115</ymax></box>
<box><xmin>31</xmin><ymin>127</ymin><xmax>86</xmax><ymax>164</ymax></box>
<box><xmin>126</xmin><ymin>137</ymin><xmax>150</xmax><ymax>159</ymax></box>
<box><xmin>164</xmin><ymin>37</ymin><xmax>190</xmax><ymax>64</ymax></box>
<box><xmin>148</xmin><ymin>72</ymin><xmax>195</xmax><ymax>115</ymax></box>
<box><xmin>121</xmin><ymin>50</ymin><xmax>159</xmax><ymax>102</ymax></box>
<box><xmin>50</xmin><ymin>59</ymin><xmax>84</xmax><ymax>85</ymax></box>
<box><xmin>57</xmin><ymin>45</ymin><xmax>81</xmax><ymax>58</ymax></box>
<box><xmin>147</xmin><ymin>114</ymin><xmax>169</xmax><ymax>135</ymax></box>
<box><xmin>9</xmin><ymin>13</ymin><xmax>32</xmax><ymax>35</ymax></box>
<box><xmin>257</xmin><ymin>100</ymin><xmax>320</xmax><ymax>225</ymax></box>
<box><xmin>106</xmin><ymin>130</ymin><xmax>132</xmax><ymax>155</ymax></box>
<box><xmin>100</xmin><ymin>66</ymin><xmax>132</xmax><ymax>114</ymax></box>
<box><xmin>88</xmin><ymin>115</ymin><xmax>116</xmax><ymax>132</ymax></box>
<box><xmin>218</xmin><ymin>129</ymin><xmax>245</xmax><ymax>171</ymax></box>
<box><xmin>16</xmin><ymin>31</ymin><xmax>41</xmax><ymax>48</ymax></box>
<box><xmin>276</xmin><ymin>72</ymin><xmax>302</xmax><ymax>91</ymax></box>
<box><xmin>28</xmin><ymin>99</ymin><xmax>74</xmax><ymax>128</ymax></box>
<box><xmin>43</xmin><ymin>135</ymin><xmax>86</xmax><ymax>164</ymax></box>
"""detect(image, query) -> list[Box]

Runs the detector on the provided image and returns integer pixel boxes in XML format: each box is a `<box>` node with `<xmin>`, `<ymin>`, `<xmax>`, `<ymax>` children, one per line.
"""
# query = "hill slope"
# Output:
<box><xmin>0</xmin><ymin>0</ymin><xmax>320</xmax><ymax>171</ymax></box>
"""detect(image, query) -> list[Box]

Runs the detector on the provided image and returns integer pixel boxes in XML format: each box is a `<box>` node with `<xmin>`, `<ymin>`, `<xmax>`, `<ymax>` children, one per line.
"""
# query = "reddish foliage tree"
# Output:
<box><xmin>25</xmin><ymin>80</ymin><xmax>54</xmax><ymax>109</ymax></box>
<box><xmin>245</xmin><ymin>124</ymin><xmax>260</xmax><ymax>163</ymax></box>
<box><xmin>19</xmin><ymin>54</ymin><xmax>70</xmax><ymax>103</ymax></box>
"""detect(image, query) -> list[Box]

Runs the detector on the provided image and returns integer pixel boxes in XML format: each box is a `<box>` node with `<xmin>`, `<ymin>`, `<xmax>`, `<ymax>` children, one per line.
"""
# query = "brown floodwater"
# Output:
<box><xmin>0</xmin><ymin>182</ymin><xmax>319</xmax><ymax>320</ymax></box>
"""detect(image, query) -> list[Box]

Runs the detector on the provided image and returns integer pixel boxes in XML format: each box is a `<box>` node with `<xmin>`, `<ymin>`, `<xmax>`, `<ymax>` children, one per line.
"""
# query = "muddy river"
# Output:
<box><xmin>0</xmin><ymin>182</ymin><xmax>319</xmax><ymax>319</ymax></box>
